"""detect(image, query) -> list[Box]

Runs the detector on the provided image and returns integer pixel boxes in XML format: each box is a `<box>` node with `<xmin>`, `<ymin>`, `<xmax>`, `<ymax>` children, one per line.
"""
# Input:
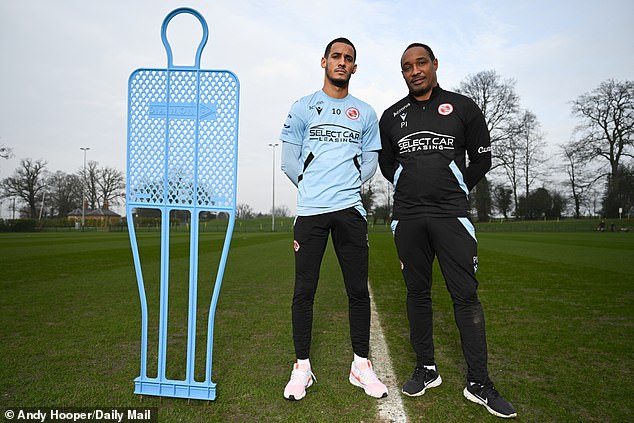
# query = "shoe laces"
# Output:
<box><xmin>357</xmin><ymin>361</ymin><xmax>381</xmax><ymax>384</ymax></box>
<box><xmin>474</xmin><ymin>381</ymin><xmax>500</xmax><ymax>401</ymax></box>
<box><xmin>290</xmin><ymin>366</ymin><xmax>316</xmax><ymax>384</ymax></box>
<box><xmin>412</xmin><ymin>366</ymin><xmax>434</xmax><ymax>381</ymax></box>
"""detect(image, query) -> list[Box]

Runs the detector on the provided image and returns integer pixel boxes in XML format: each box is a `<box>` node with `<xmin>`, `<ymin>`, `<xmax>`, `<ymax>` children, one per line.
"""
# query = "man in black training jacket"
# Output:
<box><xmin>378</xmin><ymin>42</ymin><xmax>516</xmax><ymax>419</ymax></box>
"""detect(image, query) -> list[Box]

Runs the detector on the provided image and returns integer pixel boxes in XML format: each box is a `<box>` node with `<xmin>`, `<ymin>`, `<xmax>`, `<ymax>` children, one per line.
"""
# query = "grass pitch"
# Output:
<box><xmin>0</xmin><ymin>230</ymin><xmax>632</xmax><ymax>422</ymax></box>
<box><xmin>371</xmin><ymin>231</ymin><xmax>633</xmax><ymax>422</ymax></box>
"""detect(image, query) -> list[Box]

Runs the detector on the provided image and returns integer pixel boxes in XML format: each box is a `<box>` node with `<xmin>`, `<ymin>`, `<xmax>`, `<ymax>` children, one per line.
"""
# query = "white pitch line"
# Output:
<box><xmin>368</xmin><ymin>282</ymin><xmax>408</xmax><ymax>423</ymax></box>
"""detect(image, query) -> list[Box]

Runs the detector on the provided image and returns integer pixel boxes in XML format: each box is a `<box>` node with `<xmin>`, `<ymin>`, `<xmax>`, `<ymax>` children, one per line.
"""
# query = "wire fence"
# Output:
<box><xmin>1</xmin><ymin>216</ymin><xmax>631</xmax><ymax>234</ymax></box>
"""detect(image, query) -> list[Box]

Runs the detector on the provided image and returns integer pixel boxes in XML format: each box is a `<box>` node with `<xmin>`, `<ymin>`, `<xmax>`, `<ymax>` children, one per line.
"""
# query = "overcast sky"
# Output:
<box><xmin>1</xmin><ymin>0</ymin><xmax>632</xmax><ymax>217</ymax></box>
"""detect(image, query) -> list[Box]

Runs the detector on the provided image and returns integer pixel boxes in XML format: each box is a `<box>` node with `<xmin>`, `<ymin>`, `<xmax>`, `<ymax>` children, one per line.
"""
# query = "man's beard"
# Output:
<box><xmin>326</xmin><ymin>65</ymin><xmax>350</xmax><ymax>88</ymax></box>
<box><xmin>409</xmin><ymin>83</ymin><xmax>431</xmax><ymax>98</ymax></box>
<box><xmin>329</xmin><ymin>76</ymin><xmax>349</xmax><ymax>88</ymax></box>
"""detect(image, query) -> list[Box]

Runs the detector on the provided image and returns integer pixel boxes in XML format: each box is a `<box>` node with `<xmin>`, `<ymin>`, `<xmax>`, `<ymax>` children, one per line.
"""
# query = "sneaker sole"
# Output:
<box><xmin>463</xmin><ymin>387</ymin><xmax>517</xmax><ymax>419</ymax></box>
<box><xmin>402</xmin><ymin>375</ymin><xmax>442</xmax><ymax>397</ymax></box>
<box><xmin>349</xmin><ymin>374</ymin><xmax>388</xmax><ymax>399</ymax></box>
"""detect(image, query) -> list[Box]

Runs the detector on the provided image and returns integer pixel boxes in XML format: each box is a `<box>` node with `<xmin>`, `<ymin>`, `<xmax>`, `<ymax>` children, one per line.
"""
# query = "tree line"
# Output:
<box><xmin>363</xmin><ymin>75</ymin><xmax>633</xmax><ymax>221</ymax></box>
<box><xmin>0</xmin><ymin>156</ymin><xmax>125</xmax><ymax>219</ymax></box>
<box><xmin>2</xmin><ymin>74</ymin><xmax>632</xmax><ymax>222</ymax></box>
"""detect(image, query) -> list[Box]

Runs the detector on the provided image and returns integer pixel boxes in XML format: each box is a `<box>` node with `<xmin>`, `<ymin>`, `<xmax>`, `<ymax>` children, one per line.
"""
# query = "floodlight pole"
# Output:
<box><xmin>39</xmin><ymin>190</ymin><xmax>46</xmax><ymax>221</ymax></box>
<box><xmin>268</xmin><ymin>143</ymin><xmax>278</xmax><ymax>232</ymax></box>
<box><xmin>80</xmin><ymin>147</ymin><xmax>90</xmax><ymax>228</ymax></box>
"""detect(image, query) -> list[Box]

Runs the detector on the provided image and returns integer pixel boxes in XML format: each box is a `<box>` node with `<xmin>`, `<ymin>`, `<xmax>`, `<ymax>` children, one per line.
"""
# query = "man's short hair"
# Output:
<box><xmin>403</xmin><ymin>43</ymin><xmax>435</xmax><ymax>61</ymax></box>
<box><xmin>325</xmin><ymin>37</ymin><xmax>357</xmax><ymax>62</ymax></box>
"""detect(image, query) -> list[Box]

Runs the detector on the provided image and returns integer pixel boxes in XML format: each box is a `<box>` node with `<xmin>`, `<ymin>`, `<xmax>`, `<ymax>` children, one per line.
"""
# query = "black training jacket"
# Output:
<box><xmin>379</xmin><ymin>85</ymin><xmax>491</xmax><ymax>219</ymax></box>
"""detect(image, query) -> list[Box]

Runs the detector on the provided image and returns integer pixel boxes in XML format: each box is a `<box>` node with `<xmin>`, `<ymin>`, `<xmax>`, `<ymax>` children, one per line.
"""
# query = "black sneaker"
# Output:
<box><xmin>463</xmin><ymin>381</ymin><xmax>517</xmax><ymax>419</ymax></box>
<box><xmin>402</xmin><ymin>366</ymin><xmax>442</xmax><ymax>396</ymax></box>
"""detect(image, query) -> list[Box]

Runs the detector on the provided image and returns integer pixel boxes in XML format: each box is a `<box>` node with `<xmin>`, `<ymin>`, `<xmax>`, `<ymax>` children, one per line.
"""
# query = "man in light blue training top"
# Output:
<box><xmin>279</xmin><ymin>37</ymin><xmax>387</xmax><ymax>401</ymax></box>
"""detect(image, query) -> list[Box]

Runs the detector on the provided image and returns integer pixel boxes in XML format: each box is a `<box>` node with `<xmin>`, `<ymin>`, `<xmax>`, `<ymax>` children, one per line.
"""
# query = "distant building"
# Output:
<box><xmin>66</xmin><ymin>200</ymin><xmax>121</xmax><ymax>225</ymax></box>
<box><xmin>66</xmin><ymin>208</ymin><xmax>83</xmax><ymax>220</ymax></box>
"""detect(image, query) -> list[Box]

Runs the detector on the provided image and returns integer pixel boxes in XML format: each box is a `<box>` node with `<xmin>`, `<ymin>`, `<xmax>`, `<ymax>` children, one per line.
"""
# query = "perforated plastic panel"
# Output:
<box><xmin>125</xmin><ymin>7</ymin><xmax>239</xmax><ymax>402</ymax></box>
<box><xmin>127</xmin><ymin>69</ymin><xmax>238</xmax><ymax>210</ymax></box>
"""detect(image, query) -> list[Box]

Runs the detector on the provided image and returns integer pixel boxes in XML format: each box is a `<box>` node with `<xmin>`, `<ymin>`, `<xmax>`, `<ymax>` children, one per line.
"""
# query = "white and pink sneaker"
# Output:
<box><xmin>283</xmin><ymin>361</ymin><xmax>316</xmax><ymax>401</ymax></box>
<box><xmin>349</xmin><ymin>359</ymin><xmax>388</xmax><ymax>399</ymax></box>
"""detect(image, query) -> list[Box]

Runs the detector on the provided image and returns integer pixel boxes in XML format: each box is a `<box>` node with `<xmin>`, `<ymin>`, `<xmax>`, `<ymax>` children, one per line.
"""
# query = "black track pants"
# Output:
<box><xmin>292</xmin><ymin>207</ymin><xmax>370</xmax><ymax>359</ymax></box>
<box><xmin>393</xmin><ymin>216</ymin><xmax>490</xmax><ymax>384</ymax></box>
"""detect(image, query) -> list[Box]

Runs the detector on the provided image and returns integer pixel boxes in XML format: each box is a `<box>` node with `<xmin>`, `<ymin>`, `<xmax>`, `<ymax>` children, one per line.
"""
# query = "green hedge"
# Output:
<box><xmin>0</xmin><ymin>219</ymin><xmax>38</xmax><ymax>232</ymax></box>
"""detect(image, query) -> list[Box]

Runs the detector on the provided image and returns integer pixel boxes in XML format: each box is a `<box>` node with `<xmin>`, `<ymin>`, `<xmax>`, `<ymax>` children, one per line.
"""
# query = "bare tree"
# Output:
<box><xmin>571</xmin><ymin>79</ymin><xmax>634</xmax><ymax>177</ymax></box>
<box><xmin>492</xmin><ymin>183</ymin><xmax>513</xmax><ymax>219</ymax></box>
<box><xmin>77</xmin><ymin>161</ymin><xmax>124</xmax><ymax>210</ymax></box>
<box><xmin>360</xmin><ymin>178</ymin><xmax>377</xmax><ymax>215</ymax></box>
<box><xmin>1</xmin><ymin>159</ymin><xmax>48</xmax><ymax>218</ymax></box>
<box><xmin>516</xmin><ymin>110</ymin><xmax>547</xmax><ymax>199</ymax></box>
<box><xmin>236</xmin><ymin>203</ymin><xmax>254</xmax><ymax>219</ymax></box>
<box><xmin>365</xmin><ymin>174</ymin><xmax>392</xmax><ymax>224</ymax></box>
<box><xmin>272</xmin><ymin>205</ymin><xmax>291</xmax><ymax>217</ymax></box>
<box><xmin>602</xmin><ymin>164</ymin><xmax>634</xmax><ymax>218</ymax></box>
<box><xmin>371</xmin><ymin>174</ymin><xmax>392</xmax><ymax>211</ymax></box>
<box><xmin>98</xmin><ymin>166</ymin><xmax>125</xmax><ymax>209</ymax></box>
<box><xmin>456</xmin><ymin>70</ymin><xmax>520</xmax><ymax>169</ymax></box>
<box><xmin>470</xmin><ymin>176</ymin><xmax>491</xmax><ymax>221</ymax></box>
<box><xmin>47</xmin><ymin>171</ymin><xmax>82</xmax><ymax>217</ymax></box>
<box><xmin>456</xmin><ymin>70</ymin><xmax>521</xmax><ymax>219</ymax></box>
<box><xmin>560</xmin><ymin>142</ymin><xmax>603</xmax><ymax>218</ymax></box>
<box><xmin>496</xmin><ymin>110</ymin><xmax>547</xmax><ymax>213</ymax></box>
<box><xmin>79</xmin><ymin>160</ymin><xmax>100</xmax><ymax>209</ymax></box>
<box><xmin>498</xmin><ymin>129</ymin><xmax>521</xmax><ymax>214</ymax></box>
